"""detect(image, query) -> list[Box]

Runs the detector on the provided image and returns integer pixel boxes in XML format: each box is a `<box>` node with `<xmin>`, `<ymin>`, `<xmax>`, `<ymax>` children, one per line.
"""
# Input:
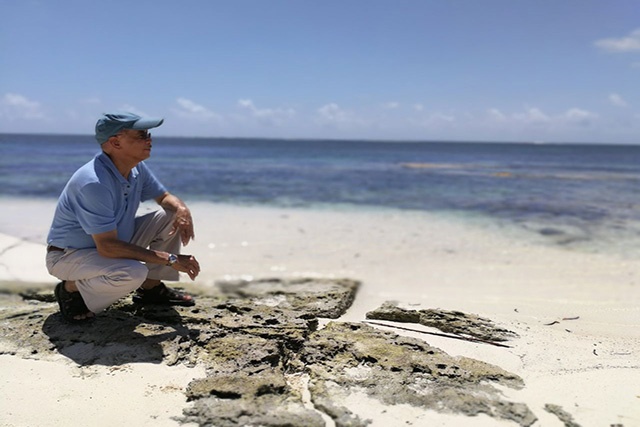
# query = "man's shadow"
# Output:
<box><xmin>42</xmin><ymin>303</ymin><xmax>192</xmax><ymax>366</ymax></box>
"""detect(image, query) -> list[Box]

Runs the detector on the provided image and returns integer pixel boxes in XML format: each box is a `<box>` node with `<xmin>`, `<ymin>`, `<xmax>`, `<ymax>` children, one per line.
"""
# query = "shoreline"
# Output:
<box><xmin>1</xmin><ymin>198</ymin><xmax>639</xmax><ymax>425</ymax></box>
<box><xmin>2</xmin><ymin>194</ymin><xmax>638</xmax><ymax>260</ymax></box>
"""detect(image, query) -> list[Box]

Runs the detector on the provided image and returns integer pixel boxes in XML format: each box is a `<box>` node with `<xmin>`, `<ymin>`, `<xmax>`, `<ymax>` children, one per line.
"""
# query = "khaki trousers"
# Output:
<box><xmin>46</xmin><ymin>208</ymin><xmax>181</xmax><ymax>313</ymax></box>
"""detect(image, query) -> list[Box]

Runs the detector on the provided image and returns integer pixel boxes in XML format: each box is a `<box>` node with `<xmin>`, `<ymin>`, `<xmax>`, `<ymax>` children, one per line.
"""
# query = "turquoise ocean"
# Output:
<box><xmin>1</xmin><ymin>134</ymin><xmax>639</xmax><ymax>255</ymax></box>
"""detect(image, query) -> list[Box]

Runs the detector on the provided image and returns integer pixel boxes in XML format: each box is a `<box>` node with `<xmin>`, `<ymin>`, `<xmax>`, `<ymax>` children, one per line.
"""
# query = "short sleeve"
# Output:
<box><xmin>74</xmin><ymin>182</ymin><xmax>118</xmax><ymax>235</ymax></box>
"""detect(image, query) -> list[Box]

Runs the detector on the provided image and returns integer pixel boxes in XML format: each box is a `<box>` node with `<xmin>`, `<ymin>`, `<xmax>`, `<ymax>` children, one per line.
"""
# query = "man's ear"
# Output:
<box><xmin>108</xmin><ymin>136</ymin><xmax>121</xmax><ymax>148</ymax></box>
<box><xmin>101</xmin><ymin>136</ymin><xmax>120</xmax><ymax>153</ymax></box>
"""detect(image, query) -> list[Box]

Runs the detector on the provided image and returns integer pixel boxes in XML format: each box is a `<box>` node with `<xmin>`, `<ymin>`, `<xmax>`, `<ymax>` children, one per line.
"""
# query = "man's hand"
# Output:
<box><xmin>156</xmin><ymin>192</ymin><xmax>196</xmax><ymax>246</ymax></box>
<box><xmin>171</xmin><ymin>254</ymin><xmax>201</xmax><ymax>280</ymax></box>
<box><xmin>170</xmin><ymin>206</ymin><xmax>195</xmax><ymax>246</ymax></box>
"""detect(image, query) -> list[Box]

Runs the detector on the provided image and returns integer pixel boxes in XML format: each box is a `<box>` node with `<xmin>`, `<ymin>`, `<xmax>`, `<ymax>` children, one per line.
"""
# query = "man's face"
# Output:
<box><xmin>116</xmin><ymin>129</ymin><xmax>153</xmax><ymax>161</ymax></box>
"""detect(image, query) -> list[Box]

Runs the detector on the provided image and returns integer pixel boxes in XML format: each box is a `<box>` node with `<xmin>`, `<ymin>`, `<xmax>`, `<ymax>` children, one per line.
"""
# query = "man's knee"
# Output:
<box><xmin>109</xmin><ymin>261</ymin><xmax>148</xmax><ymax>290</ymax></box>
<box><xmin>157</xmin><ymin>207</ymin><xmax>176</xmax><ymax>228</ymax></box>
<box><xmin>148</xmin><ymin>208</ymin><xmax>177</xmax><ymax>241</ymax></box>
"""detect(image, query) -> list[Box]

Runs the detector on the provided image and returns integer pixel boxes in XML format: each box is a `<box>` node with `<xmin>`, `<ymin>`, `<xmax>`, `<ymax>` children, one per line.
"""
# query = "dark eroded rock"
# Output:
<box><xmin>544</xmin><ymin>403</ymin><xmax>582</xmax><ymax>427</ymax></box>
<box><xmin>217</xmin><ymin>277</ymin><xmax>360</xmax><ymax>319</ymax></box>
<box><xmin>296</xmin><ymin>322</ymin><xmax>536</xmax><ymax>427</ymax></box>
<box><xmin>182</xmin><ymin>393</ymin><xmax>327</xmax><ymax>427</ymax></box>
<box><xmin>0</xmin><ymin>278</ymin><xmax>536</xmax><ymax>426</ymax></box>
<box><xmin>366</xmin><ymin>301</ymin><xmax>518</xmax><ymax>342</ymax></box>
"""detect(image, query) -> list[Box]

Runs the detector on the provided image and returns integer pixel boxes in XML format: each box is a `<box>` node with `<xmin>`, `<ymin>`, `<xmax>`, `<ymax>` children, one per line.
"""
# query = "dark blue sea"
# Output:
<box><xmin>1</xmin><ymin>134</ymin><xmax>639</xmax><ymax>252</ymax></box>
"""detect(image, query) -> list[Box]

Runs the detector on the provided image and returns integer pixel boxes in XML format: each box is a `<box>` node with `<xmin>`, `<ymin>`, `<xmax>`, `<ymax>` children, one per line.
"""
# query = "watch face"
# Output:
<box><xmin>169</xmin><ymin>254</ymin><xmax>178</xmax><ymax>264</ymax></box>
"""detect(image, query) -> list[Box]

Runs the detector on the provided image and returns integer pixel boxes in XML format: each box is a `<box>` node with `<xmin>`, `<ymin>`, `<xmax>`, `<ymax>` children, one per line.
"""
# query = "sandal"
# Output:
<box><xmin>132</xmin><ymin>282</ymin><xmax>195</xmax><ymax>307</ymax></box>
<box><xmin>54</xmin><ymin>281</ymin><xmax>94</xmax><ymax>323</ymax></box>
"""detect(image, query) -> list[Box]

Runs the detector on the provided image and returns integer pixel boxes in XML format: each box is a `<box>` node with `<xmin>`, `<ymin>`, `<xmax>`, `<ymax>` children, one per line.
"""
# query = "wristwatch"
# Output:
<box><xmin>166</xmin><ymin>253</ymin><xmax>178</xmax><ymax>266</ymax></box>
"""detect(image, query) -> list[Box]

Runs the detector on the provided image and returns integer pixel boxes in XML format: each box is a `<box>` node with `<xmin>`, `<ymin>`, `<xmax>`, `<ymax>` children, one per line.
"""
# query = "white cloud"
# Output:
<box><xmin>413</xmin><ymin>104</ymin><xmax>424</xmax><ymax>112</ymax></box>
<box><xmin>483</xmin><ymin>106</ymin><xmax>598</xmax><ymax>131</ymax></box>
<box><xmin>487</xmin><ymin>108</ymin><xmax>506</xmax><ymax>121</ymax></box>
<box><xmin>317</xmin><ymin>103</ymin><xmax>351</xmax><ymax>123</ymax></box>
<box><xmin>608</xmin><ymin>93</ymin><xmax>628</xmax><ymax>107</ymax></box>
<box><xmin>594</xmin><ymin>28</ymin><xmax>640</xmax><ymax>52</ymax></box>
<box><xmin>315</xmin><ymin>103</ymin><xmax>370</xmax><ymax>130</ymax></box>
<box><xmin>428</xmin><ymin>113</ymin><xmax>455</xmax><ymax>123</ymax></box>
<box><xmin>513</xmin><ymin>107</ymin><xmax>551</xmax><ymax>124</ymax></box>
<box><xmin>410</xmin><ymin>111</ymin><xmax>456</xmax><ymax>129</ymax></box>
<box><xmin>317</xmin><ymin>103</ymin><xmax>346</xmax><ymax>121</ymax></box>
<box><xmin>383</xmin><ymin>102</ymin><xmax>400</xmax><ymax>109</ymax></box>
<box><xmin>173</xmin><ymin>97</ymin><xmax>220</xmax><ymax>121</ymax></box>
<box><xmin>562</xmin><ymin>108</ymin><xmax>598</xmax><ymax>125</ymax></box>
<box><xmin>4</xmin><ymin>93</ymin><xmax>38</xmax><ymax>109</ymax></box>
<box><xmin>237</xmin><ymin>99</ymin><xmax>295</xmax><ymax>125</ymax></box>
<box><xmin>0</xmin><ymin>93</ymin><xmax>46</xmax><ymax>120</ymax></box>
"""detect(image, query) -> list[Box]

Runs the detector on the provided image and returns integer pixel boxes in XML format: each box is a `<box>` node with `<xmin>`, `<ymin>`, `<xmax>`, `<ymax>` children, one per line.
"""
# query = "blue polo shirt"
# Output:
<box><xmin>47</xmin><ymin>152</ymin><xmax>167</xmax><ymax>249</ymax></box>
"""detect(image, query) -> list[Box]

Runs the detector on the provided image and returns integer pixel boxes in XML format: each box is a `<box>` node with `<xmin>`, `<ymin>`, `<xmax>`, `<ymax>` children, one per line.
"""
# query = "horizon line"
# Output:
<box><xmin>0</xmin><ymin>131</ymin><xmax>637</xmax><ymax>147</ymax></box>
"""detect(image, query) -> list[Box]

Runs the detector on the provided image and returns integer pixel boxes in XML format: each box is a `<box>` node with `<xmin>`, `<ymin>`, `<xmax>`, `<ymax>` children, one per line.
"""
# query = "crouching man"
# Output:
<box><xmin>46</xmin><ymin>112</ymin><xmax>200</xmax><ymax>323</ymax></box>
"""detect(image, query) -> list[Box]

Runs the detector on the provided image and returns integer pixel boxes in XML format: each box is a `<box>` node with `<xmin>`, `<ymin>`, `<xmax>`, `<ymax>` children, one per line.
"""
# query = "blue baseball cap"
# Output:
<box><xmin>95</xmin><ymin>112</ymin><xmax>164</xmax><ymax>144</ymax></box>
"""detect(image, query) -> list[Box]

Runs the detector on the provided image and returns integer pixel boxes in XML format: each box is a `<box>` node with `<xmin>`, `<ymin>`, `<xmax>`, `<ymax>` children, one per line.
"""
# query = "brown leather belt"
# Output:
<box><xmin>47</xmin><ymin>245</ymin><xmax>64</xmax><ymax>253</ymax></box>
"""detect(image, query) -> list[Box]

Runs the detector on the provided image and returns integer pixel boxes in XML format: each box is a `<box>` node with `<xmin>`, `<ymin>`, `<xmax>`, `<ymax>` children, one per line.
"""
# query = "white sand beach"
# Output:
<box><xmin>1</xmin><ymin>197</ymin><xmax>639</xmax><ymax>426</ymax></box>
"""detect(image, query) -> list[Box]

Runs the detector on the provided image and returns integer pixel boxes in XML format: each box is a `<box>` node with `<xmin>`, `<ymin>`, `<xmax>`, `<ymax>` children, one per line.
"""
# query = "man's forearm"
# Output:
<box><xmin>157</xmin><ymin>192</ymin><xmax>187</xmax><ymax>212</ymax></box>
<box><xmin>97</xmin><ymin>238</ymin><xmax>171</xmax><ymax>265</ymax></box>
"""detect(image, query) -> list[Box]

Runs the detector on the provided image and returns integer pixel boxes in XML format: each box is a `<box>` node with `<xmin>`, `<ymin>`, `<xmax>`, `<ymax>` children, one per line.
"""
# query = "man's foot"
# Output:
<box><xmin>54</xmin><ymin>281</ymin><xmax>95</xmax><ymax>323</ymax></box>
<box><xmin>132</xmin><ymin>282</ymin><xmax>195</xmax><ymax>307</ymax></box>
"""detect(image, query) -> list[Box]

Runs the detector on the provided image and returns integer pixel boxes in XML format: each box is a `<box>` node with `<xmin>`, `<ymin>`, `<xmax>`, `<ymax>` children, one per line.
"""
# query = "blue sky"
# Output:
<box><xmin>1</xmin><ymin>0</ymin><xmax>639</xmax><ymax>143</ymax></box>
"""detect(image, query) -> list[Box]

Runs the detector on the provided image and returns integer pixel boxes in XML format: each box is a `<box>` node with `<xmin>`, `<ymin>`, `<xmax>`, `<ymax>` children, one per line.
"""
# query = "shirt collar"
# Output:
<box><xmin>96</xmin><ymin>152</ymin><xmax>139</xmax><ymax>182</ymax></box>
